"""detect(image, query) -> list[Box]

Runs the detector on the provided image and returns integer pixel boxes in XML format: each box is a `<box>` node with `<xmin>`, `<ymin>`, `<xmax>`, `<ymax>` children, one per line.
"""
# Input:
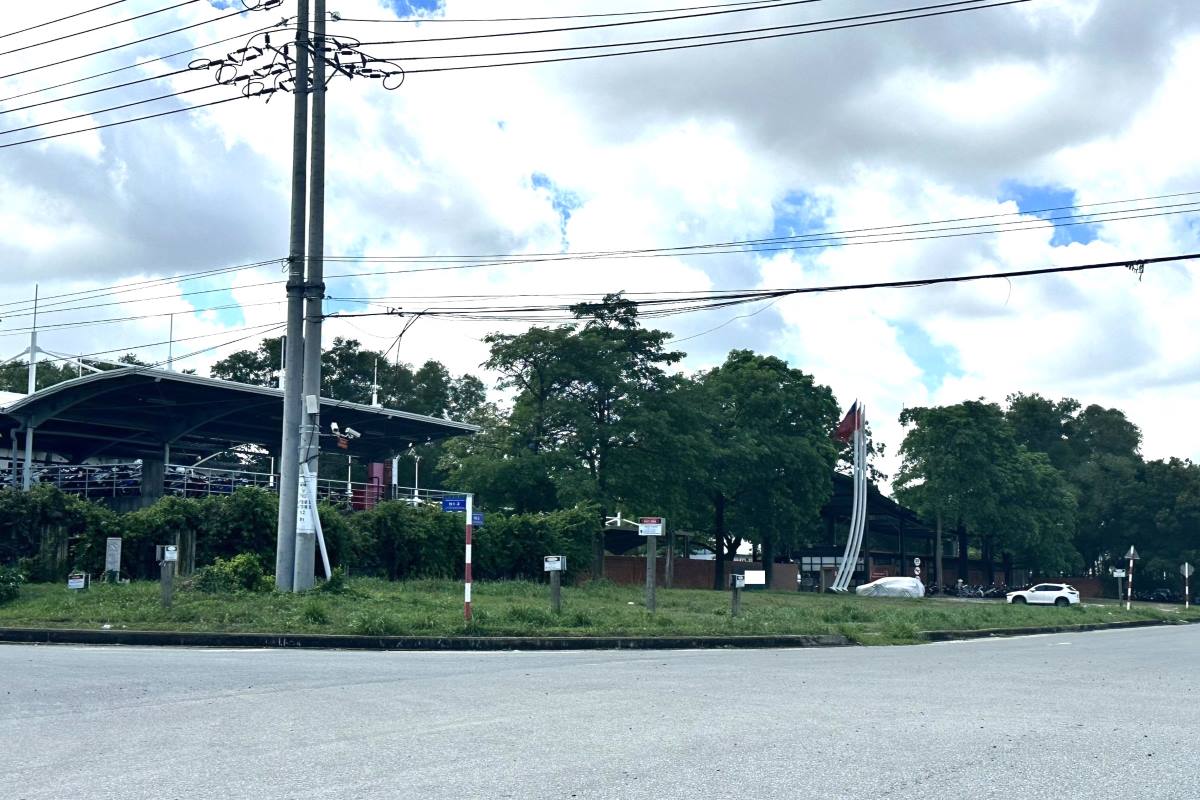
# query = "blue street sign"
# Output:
<box><xmin>472</xmin><ymin>512</ymin><xmax>484</xmax><ymax>527</ymax></box>
<box><xmin>441</xmin><ymin>497</ymin><xmax>467</xmax><ymax>512</ymax></box>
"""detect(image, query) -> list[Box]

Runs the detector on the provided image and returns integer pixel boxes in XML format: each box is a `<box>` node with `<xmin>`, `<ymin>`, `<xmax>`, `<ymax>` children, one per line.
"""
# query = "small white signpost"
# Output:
<box><xmin>1182</xmin><ymin>563</ymin><xmax>1193</xmax><ymax>610</ymax></box>
<box><xmin>913</xmin><ymin>557</ymin><xmax>922</xmax><ymax>580</ymax></box>
<box><xmin>67</xmin><ymin>572</ymin><xmax>87</xmax><ymax>591</ymax></box>
<box><xmin>743</xmin><ymin>570</ymin><xmax>766</xmax><ymax>586</ymax></box>
<box><xmin>638</xmin><ymin>517</ymin><xmax>664</xmax><ymax>536</ymax></box>
<box><xmin>638</xmin><ymin>517</ymin><xmax>664</xmax><ymax>612</ymax></box>
<box><xmin>544</xmin><ymin>556</ymin><xmax>564</xmax><ymax>613</ymax></box>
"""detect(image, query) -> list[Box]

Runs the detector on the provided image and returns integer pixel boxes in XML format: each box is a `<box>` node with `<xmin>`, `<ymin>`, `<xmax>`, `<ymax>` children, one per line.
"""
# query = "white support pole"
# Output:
<box><xmin>167</xmin><ymin>313</ymin><xmax>174</xmax><ymax>372</ymax></box>
<box><xmin>1126</xmin><ymin>556</ymin><xmax>1134</xmax><ymax>611</ymax></box>
<box><xmin>464</xmin><ymin>494</ymin><xmax>474</xmax><ymax>622</ymax></box>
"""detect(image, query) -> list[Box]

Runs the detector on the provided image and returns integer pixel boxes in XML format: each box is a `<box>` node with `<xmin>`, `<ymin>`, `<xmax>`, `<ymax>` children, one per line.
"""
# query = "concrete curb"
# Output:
<box><xmin>0</xmin><ymin>627</ymin><xmax>854</xmax><ymax>651</ymax></box>
<box><xmin>920</xmin><ymin>618</ymin><xmax>1187</xmax><ymax>642</ymax></box>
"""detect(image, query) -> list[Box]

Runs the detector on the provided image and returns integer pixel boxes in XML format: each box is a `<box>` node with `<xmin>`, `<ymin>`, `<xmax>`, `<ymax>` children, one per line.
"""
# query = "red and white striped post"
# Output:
<box><xmin>464</xmin><ymin>493</ymin><xmax>474</xmax><ymax>622</ymax></box>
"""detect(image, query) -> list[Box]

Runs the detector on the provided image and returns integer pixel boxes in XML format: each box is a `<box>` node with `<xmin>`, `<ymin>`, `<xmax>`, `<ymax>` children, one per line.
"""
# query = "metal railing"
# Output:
<box><xmin>165</xmin><ymin>465</ymin><xmax>275</xmax><ymax>497</ymax></box>
<box><xmin>29</xmin><ymin>463</ymin><xmax>143</xmax><ymax>499</ymax></box>
<box><xmin>13</xmin><ymin>461</ymin><xmax>462</xmax><ymax>512</ymax></box>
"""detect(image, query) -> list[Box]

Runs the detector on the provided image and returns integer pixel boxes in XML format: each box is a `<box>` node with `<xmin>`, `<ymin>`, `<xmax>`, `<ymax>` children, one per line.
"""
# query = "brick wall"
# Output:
<box><xmin>602</xmin><ymin>556</ymin><xmax>798</xmax><ymax>591</ymax></box>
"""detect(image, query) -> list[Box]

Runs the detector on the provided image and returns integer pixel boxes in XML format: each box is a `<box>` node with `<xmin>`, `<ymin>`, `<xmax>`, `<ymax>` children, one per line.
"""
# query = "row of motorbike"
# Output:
<box><xmin>925</xmin><ymin>583</ymin><xmax>1009</xmax><ymax>598</ymax></box>
<box><xmin>28</xmin><ymin>464</ymin><xmax>267</xmax><ymax>498</ymax></box>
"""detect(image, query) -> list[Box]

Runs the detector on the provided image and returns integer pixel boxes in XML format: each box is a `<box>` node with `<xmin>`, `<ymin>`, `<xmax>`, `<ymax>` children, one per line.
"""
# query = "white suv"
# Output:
<box><xmin>1006</xmin><ymin>583</ymin><xmax>1080</xmax><ymax>607</ymax></box>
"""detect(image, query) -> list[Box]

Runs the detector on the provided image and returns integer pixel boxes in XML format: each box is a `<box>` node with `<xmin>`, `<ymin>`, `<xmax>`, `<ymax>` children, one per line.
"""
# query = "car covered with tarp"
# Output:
<box><xmin>854</xmin><ymin>576</ymin><xmax>925</xmax><ymax>598</ymax></box>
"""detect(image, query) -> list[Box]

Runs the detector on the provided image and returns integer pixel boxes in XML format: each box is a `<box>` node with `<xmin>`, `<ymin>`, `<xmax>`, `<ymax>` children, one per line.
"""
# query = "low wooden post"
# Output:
<box><xmin>730</xmin><ymin>573</ymin><xmax>744</xmax><ymax>617</ymax></box>
<box><xmin>550</xmin><ymin>570</ymin><xmax>561</xmax><ymax>614</ymax></box>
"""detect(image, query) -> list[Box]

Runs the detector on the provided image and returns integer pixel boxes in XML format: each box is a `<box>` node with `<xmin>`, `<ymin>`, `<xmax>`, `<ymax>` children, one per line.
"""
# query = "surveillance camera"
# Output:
<box><xmin>330</xmin><ymin>422</ymin><xmax>340</xmax><ymax>434</ymax></box>
<box><xmin>344</xmin><ymin>427</ymin><xmax>362</xmax><ymax>439</ymax></box>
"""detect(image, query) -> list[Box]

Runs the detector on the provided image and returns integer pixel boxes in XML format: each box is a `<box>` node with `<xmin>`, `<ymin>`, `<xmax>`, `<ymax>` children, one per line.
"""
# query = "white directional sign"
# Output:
<box><xmin>638</xmin><ymin>516</ymin><xmax>664</xmax><ymax>536</ymax></box>
<box><xmin>1112</xmin><ymin>569</ymin><xmax>1126</xmax><ymax>578</ymax></box>
<box><xmin>67</xmin><ymin>573</ymin><xmax>87</xmax><ymax>590</ymax></box>
<box><xmin>163</xmin><ymin>545</ymin><xmax>178</xmax><ymax>563</ymax></box>
<box><xmin>743</xmin><ymin>570</ymin><xmax>766</xmax><ymax>585</ymax></box>
<box><xmin>544</xmin><ymin>555</ymin><xmax>565</xmax><ymax>572</ymax></box>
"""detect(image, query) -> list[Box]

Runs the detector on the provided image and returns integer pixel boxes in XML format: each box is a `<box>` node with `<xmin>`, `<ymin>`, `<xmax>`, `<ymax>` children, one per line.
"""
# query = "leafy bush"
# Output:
<box><xmin>194</xmin><ymin>553</ymin><xmax>270</xmax><ymax>593</ymax></box>
<box><xmin>349</xmin><ymin>501</ymin><xmax>462</xmax><ymax>580</ymax></box>
<box><xmin>300</xmin><ymin>599</ymin><xmax>329</xmax><ymax>625</ymax></box>
<box><xmin>315</xmin><ymin>566</ymin><xmax>349</xmax><ymax>594</ymax></box>
<box><xmin>472</xmin><ymin>506</ymin><xmax>595</xmax><ymax>583</ymax></box>
<box><xmin>0</xmin><ymin>565</ymin><xmax>24</xmax><ymax>604</ymax></box>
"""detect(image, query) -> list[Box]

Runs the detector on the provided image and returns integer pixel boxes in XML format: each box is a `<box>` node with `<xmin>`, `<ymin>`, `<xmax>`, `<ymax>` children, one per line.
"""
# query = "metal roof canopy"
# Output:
<box><xmin>0</xmin><ymin>367</ymin><xmax>478</xmax><ymax>462</ymax></box>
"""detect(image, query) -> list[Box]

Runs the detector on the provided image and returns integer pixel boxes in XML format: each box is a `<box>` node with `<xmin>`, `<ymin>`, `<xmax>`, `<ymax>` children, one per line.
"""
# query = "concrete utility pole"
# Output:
<box><xmin>21</xmin><ymin>285</ymin><xmax>38</xmax><ymax>491</ymax></box>
<box><xmin>275</xmin><ymin>0</ymin><xmax>311</xmax><ymax>592</ymax></box>
<box><xmin>294</xmin><ymin>0</ymin><xmax>327</xmax><ymax>591</ymax></box>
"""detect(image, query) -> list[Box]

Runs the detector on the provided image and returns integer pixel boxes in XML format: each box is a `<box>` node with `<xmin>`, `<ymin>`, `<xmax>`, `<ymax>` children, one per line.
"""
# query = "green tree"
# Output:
<box><xmin>896</xmin><ymin>401</ymin><xmax>1070</xmax><ymax>585</ymax></box>
<box><xmin>690</xmin><ymin>351</ymin><xmax>839</xmax><ymax>589</ymax></box>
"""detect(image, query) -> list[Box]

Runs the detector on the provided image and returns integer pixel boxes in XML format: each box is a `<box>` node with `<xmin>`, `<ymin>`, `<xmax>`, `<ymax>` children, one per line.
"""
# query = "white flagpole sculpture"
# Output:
<box><xmin>831</xmin><ymin>403</ymin><xmax>868</xmax><ymax>592</ymax></box>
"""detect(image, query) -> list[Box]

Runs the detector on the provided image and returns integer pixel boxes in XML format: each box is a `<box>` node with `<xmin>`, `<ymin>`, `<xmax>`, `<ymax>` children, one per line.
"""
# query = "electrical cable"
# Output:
<box><xmin>0</xmin><ymin>92</ymin><xmax>249</xmax><ymax>149</ymax></box>
<box><xmin>323</xmin><ymin>200</ymin><xmax>1200</xmax><ymax>264</ymax></box>
<box><xmin>0</xmin><ymin>6</ymin><xmax>247</xmax><ymax>81</ymax></box>
<box><xmin>0</xmin><ymin>257</ymin><xmax>285</xmax><ymax>314</ymax></box>
<box><xmin>0</xmin><ymin>82</ymin><xmax>220</xmax><ymax>136</ymax></box>
<box><xmin>0</xmin><ymin>22</ymin><xmax>282</xmax><ymax>104</ymax></box>
<box><xmin>323</xmin><ymin>253</ymin><xmax>1200</xmax><ymax>322</ymax></box>
<box><xmin>0</xmin><ymin>0</ymin><xmax>200</xmax><ymax>58</ymax></box>
<box><xmin>355</xmin><ymin>0</ymin><xmax>831</xmax><ymax>45</ymax></box>
<box><xmin>0</xmin><ymin>1</ymin><xmax>130</xmax><ymax>41</ymax></box>
<box><xmin>335</xmin><ymin>0</ymin><xmax>795</xmax><ymax>24</ymax></box>
<box><xmin>28</xmin><ymin>319</ymin><xmax>288</xmax><ymax>366</ymax></box>
<box><xmin>2</xmin><ymin>198</ymin><xmax>1193</xmax><ymax>322</ymax></box>
<box><xmin>391</xmin><ymin>0</ymin><xmax>1030</xmax><ymax>76</ymax></box>
<box><xmin>368</xmin><ymin>0</ymin><xmax>1002</xmax><ymax>64</ymax></box>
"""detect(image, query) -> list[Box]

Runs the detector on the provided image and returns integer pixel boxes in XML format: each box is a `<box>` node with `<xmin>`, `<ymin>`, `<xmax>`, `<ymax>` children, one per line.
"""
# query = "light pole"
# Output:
<box><xmin>409</xmin><ymin>446</ymin><xmax>422</xmax><ymax>501</ymax></box>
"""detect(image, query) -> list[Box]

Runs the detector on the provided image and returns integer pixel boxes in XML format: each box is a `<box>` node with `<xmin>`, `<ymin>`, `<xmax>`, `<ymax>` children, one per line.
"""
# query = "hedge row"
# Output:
<box><xmin>0</xmin><ymin>486</ymin><xmax>595</xmax><ymax>583</ymax></box>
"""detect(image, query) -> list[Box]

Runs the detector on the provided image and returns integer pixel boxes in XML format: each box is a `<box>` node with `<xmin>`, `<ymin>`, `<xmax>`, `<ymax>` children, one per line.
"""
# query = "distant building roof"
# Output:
<box><xmin>0</xmin><ymin>367</ymin><xmax>477</xmax><ymax>462</ymax></box>
<box><xmin>0</xmin><ymin>391</ymin><xmax>24</xmax><ymax>411</ymax></box>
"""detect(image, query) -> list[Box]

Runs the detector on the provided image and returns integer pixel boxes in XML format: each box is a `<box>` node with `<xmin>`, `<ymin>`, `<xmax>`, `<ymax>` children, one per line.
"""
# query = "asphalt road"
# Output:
<box><xmin>2</xmin><ymin>626</ymin><xmax>1197</xmax><ymax>799</ymax></box>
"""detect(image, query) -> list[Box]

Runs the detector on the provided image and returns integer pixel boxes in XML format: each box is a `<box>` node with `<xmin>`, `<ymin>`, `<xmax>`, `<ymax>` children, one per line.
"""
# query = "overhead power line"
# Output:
<box><xmin>0</xmin><ymin>1</ymin><xmax>130</xmax><ymax>41</ymax></box>
<box><xmin>0</xmin><ymin>257</ymin><xmax>285</xmax><ymax>315</ymax></box>
<box><xmin>353</xmin><ymin>0</ymin><xmax>822</xmax><ymax>42</ymax></box>
<box><xmin>335</xmin><ymin>0</ymin><xmax>796</xmax><ymax>24</ymax></box>
<box><xmin>366</xmin><ymin>0</ymin><xmax>1015</xmax><ymax>65</ymax></box>
<box><xmin>324</xmin><ymin>254</ymin><xmax>1200</xmax><ymax>324</ymax></box>
<box><xmin>0</xmin><ymin>0</ymin><xmax>200</xmax><ymax>58</ymax></box>
<box><xmin>0</xmin><ymin>83</ymin><xmax>219</xmax><ymax>137</ymax></box>
<box><xmin>0</xmin><ymin>192</ymin><xmax>1195</xmax><ymax>320</ymax></box>
<box><xmin>0</xmin><ymin>22</ymin><xmax>280</xmax><ymax>105</ymax></box>
<box><xmin>0</xmin><ymin>5</ymin><xmax>247</xmax><ymax>81</ymax></box>
<box><xmin>390</xmin><ymin>0</ymin><xmax>1030</xmax><ymax>77</ymax></box>
<box><xmin>0</xmin><ymin>92</ymin><xmax>249</xmax><ymax>149</ymax></box>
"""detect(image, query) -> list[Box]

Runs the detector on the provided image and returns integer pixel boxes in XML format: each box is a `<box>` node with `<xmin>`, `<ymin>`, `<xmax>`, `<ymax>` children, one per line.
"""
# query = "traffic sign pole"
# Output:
<box><xmin>1125</xmin><ymin>546</ymin><xmax>1139</xmax><ymax>611</ymax></box>
<box><xmin>464</xmin><ymin>494</ymin><xmax>473</xmax><ymax>622</ymax></box>
<box><xmin>1182</xmin><ymin>563</ymin><xmax>1193</xmax><ymax>610</ymax></box>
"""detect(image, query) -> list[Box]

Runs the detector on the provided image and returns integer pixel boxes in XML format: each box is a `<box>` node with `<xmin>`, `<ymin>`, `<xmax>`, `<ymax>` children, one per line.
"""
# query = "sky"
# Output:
<box><xmin>0</xmin><ymin>0</ymin><xmax>1198</xmax><ymax>483</ymax></box>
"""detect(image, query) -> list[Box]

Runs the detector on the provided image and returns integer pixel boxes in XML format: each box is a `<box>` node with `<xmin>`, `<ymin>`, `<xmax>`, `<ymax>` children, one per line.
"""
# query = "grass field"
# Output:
<box><xmin>2</xmin><ymin>579</ymin><xmax>1196</xmax><ymax>645</ymax></box>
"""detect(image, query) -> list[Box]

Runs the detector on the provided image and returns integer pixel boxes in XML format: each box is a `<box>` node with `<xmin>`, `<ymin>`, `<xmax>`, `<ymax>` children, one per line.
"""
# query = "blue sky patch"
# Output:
<box><xmin>751</xmin><ymin>191</ymin><xmax>832</xmax><ymax>260</ymax></box>
<box><xmin>1000</xmin><ymin>182</ymin><xmax>1098</xmax><ymax>246</ymax></box>
<box><xmin>385</xmin><ymin>0</ymin><xmax>445</xmax><ymax>16</ymax></box>
<box><xmin>895</xmin><ymin>321</ymin><xmax>961</xmax><ymax>391</ymax></box>
<box><xmin>531</xmin><ymin>173</ymin><xmax>581</xmax><ymax>251</ymax></box>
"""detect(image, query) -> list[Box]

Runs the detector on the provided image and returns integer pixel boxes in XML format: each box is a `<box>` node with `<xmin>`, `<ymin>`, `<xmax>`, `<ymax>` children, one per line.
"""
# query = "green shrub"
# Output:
<box><xmin>315</xmin><ymin>566</ymin><xmax>349</xmax><ymax>594</ymax></box>
<box><xmin>348</xmin><ymin>610</ymin><xmax>402</xmax><ymax>636</ymax></box>
<box><xmin>194</xmin><ymin>553</ymin><xmax>269</xmax><ymax>593</ymax></box>
<box><xmin>0</xmin><ymin>565</ymin><xmax>24</xmax><ymax>604</ymax></box>
<box><xmin>300</xmin><ymin>599</ymin><xmax>329</xmax><ymax>625</ymax></box>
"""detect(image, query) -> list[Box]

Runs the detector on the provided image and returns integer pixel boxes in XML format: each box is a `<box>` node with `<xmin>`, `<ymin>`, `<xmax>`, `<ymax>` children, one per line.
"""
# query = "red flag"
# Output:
<box><xmin>833</xmin><ymin>402</ymin><xmax>860</xmax><ymax>443</ymax></box>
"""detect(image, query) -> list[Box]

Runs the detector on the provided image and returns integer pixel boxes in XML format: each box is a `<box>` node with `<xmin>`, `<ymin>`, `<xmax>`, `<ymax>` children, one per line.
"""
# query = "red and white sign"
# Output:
<box><xmin>638</xmin><ymin>517</ymin><xmax>664</xmax><ymax>536</ymax></box>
